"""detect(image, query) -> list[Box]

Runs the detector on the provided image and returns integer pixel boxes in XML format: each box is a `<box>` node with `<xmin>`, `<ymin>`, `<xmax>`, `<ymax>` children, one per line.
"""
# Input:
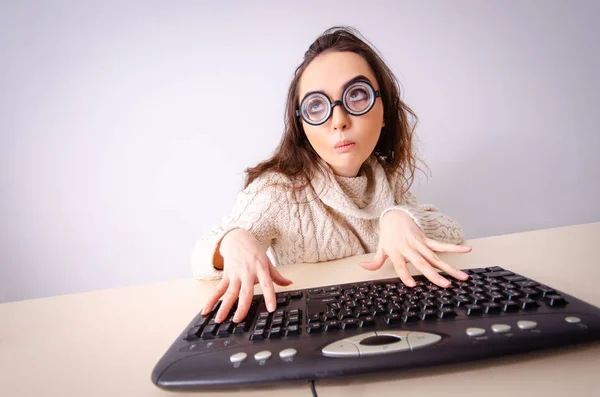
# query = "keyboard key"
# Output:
<box><xmin>290</xmin><ymin>291</ymin><xmax>303</xmax><ymax>299</ymax></box>
<box><xmin>324</xmin><ymin>320</ymin><xmax>340</xmax><ymax>332</ymax></box>
<box><xmin>469</xmin><ymin>268</ymin><xmax>488</xmax><ymax>274</ymax></box>
<box><xmin>502</xmin><ymin>275</ymin><xmax>525</xmax><ymax>282</ymax></box>
<box><xmin>232</xmin><ymin>324</ymin><xmax>246</xmax><ymax>334</ymax></box>
<box><xmin>217</xmin><ymin>322</ymin><xmax>233</xmax><ymax>337</ymax></box>
<box><xmin>307</xmin><ymin>323</ymin><xmax>322</xmax><ymax>334</ymax></box>
<box><xmin>258</xmin><ymin>311</ymin><xmax>269</xmax><ymax>319</ymax></box>
<box><xmin>268</xmin><ymin>327</ymin><xmax>282</xmax><ymax>339</ymax></box>
<box><xmin>420</xmin><ymin>309</ymin><xmax>437</xmax><ymax>320</ymax></box>
<box><xmin>250</xmin><ymin>329</ymin><xmax>265</xmax><ymax>341</ymax></box>
<box><xmin>520</xmin><ymin>287</ymin><xmax>542</xmax><ymax>299</ymax></box>
<box><xmin>486</xmin><ymin>266</ymin><xmax>505</xmax><ymax>272</ymax></box>
<box><xmin>482</xmin><ymin>270</ymin><xmax>514</xmax><ymax>278</ymax></box>
<box><xmin>537</xmin><ymin>286</ymin><xmax>555</xmax><ymax>297</ymax></box>
<box><xmin>516</xmin><ymin>280</ymin><xmax>541</xmax><ymax>288</ymax></box>
<box><xmin>435</xmin><ymin>297</ymin><xmax>454</xmax><ymax>308</ymax></box>
<box><xmin>200</xmin><ymin>325</ymin><xmax>217</xmax><ymax>339</ymax></box>
<box><xmin>338</xmin><ymin>309</ymin><xmax>354</xmax><ymax>320</ymax></box>
<box><xmin>482</xmin><ymin>302</ymin><xmax>502</xmax><ymax>314</ymax></box>
<box><xmin>185</xmin><ymin>326</ymin><xmax>201</xmax><ymax>340</ymax></box>
<box><xmin>437</xmin><ymin>308</ymin><xmax>457</xmax><ymax>319</ymax></box>
<box><xmin>452</xmin><ymin>295</ymin><xmax>471</xmax><ymax>307</ymax></box>
<box><xmin>287</xmin><ymin>315</ymin><xmax>300</xmax><ymax>324</ymax></box>
<box><xmin>307</xmin><ymin>313</ymin><xmax>320</xmax><ymax>323</ymax></box>
<box><xmin>469</xmin><ymin>293</ymin><xmax>489</xmax><ymax>304</ymax></box>
<box><xmin>384</xmin><ymin>313</ymin><xmax>402</xmax><ymax>325</ymax></box>
<box><xmin>341</xmin><ymin>318</ymin><xmax>359</xmax><ymax>329</ymax></box>
<box><xmin>544</xmin><ymin>294</ymin><xmax>568</xmax><ymax>307</ymax></box>
<box><xmin>285</xmin><ymin>324</ymin><xmax>300</xmax><ymax>336</ymax></box>
<box><xmin>255</xmin><ymin>319</ymin><xmax>267</xmax><ymax>329</ymax></box>
<box><xmin>504</xmin><ymin>290</ymin><xmax>522</xmax><ymax>300</ymax></box>
<box><xmin>371</xmin><ymin>306</ymin><xmax>387</xmax><ymax>316</ymax></box>
<box><xmin>359</xmin><ymin>316</ymin><xmax>376</xmax><ymax>327</ymax></box>
<box><xmin>322</xmin><ymin>311</ymin><xmax>338</xmax><ymax>322</ymax></box>
<box><xmin>402</xmin><ymin>311</ymin><xmax>420</xmax><ymax>323</ymax></box>
<box><xmin>276</xmin><ymin>296</ymin><xmax>289</xmax><ymax>306</ymax></box>
<box><xmin>464</xmin><ymin>304</ymin><xmax>483</xmax><ymax>316</ymax></box>
<box><xmin>500</xmin><ymin>300</ymin><xmax>520</xmax><ymax>312</ymax></box>
<box><xmin>420</xmin><ymin>299</ymin><xmax>437</xmax><ymax>310</ymax></box>
<box><xmin>467</xmin><ymin>286</ymin><xmax>485</xmax><ymax>294</ymax></box>
<box><xmin>387</xmin><ymin>302</ymin><xmax>403</xmax><ymax>314</ymax></box>
<box><xmin>519</xmin><ymin>298</ymin><xmax>540</xmax><ymax>310</ymax></box>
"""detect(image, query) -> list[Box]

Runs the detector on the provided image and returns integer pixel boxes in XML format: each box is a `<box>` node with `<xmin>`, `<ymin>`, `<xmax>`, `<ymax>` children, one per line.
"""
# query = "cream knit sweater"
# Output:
<box><xmin>191</xmin><ymin>156</ymin><xmax>465</xmax><ymax>280</ymax></box>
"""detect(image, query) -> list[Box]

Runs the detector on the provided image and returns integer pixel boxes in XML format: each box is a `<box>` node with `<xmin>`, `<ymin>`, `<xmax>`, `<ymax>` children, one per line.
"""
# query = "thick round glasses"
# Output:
<box><xmin>296</xmin><ymin>80</ymin><xmax>382</xmax><ymax>126</ymax></box>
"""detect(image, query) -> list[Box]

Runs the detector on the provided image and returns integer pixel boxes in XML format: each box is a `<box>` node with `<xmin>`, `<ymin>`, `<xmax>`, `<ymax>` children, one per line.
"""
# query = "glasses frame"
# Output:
<box><xmin>296</xmin><ymin>80</ymin><xmax>382</xmax><ymax>126</ymax></box>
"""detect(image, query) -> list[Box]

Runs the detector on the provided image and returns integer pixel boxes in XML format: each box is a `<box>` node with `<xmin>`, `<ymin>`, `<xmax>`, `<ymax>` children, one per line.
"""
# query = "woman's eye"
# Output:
<box><xmin>348</xmin><ymin>88</ymin><xmax>368</xmax><ymax>101</ymax></box>
<box><xmin>309</xmin><ymin>101</ymin><xmax>324</xmax><ymax>113</ymax></box>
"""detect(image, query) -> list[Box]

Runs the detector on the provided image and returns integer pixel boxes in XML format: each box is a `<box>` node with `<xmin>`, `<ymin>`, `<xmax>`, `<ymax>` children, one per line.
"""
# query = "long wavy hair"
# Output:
<box><xmin>244</xmin><ymin>26</ymin><xmax>423</xmax><ymax>196</ymax></box>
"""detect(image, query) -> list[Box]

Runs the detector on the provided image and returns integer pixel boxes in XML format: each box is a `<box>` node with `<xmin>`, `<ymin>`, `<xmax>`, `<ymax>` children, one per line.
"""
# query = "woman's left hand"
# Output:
<box><xmin>359</xmin><ymin>210</ymin><xmax>472</xmax><ymax>288</ymax></box>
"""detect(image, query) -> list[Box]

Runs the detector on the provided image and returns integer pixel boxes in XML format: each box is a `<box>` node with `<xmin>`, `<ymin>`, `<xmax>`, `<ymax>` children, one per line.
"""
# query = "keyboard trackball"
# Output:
<box><xmin>322</xmin><ymin>331</ymin><xmax>441</xmax><ymax>357</ymax></box>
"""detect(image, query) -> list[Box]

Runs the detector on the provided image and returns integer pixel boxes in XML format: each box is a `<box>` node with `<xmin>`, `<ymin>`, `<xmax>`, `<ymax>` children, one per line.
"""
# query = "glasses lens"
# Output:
<box><xmin>302</xmin><ymin>93</ymin><xmax>329</xmax><ymax>124</ymax></box>
<box><xmin>344</xmin><ymin>82</ymin><xmax>374</xmax><ymax>114</ymax></box>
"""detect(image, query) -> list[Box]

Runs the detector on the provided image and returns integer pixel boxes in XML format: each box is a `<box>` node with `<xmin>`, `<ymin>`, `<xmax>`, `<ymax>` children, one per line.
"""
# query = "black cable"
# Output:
<box><xmin>309</xmin><ymin>379</ymin><xmax>318</xmax><ymax>397</ymax></box>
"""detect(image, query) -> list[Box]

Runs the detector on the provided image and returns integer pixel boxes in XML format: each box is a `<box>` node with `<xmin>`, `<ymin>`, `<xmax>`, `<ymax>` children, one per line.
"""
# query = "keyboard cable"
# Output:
<box><xmin>309</xmin><ymin>379</ymin><xmax>318</xmax><ymax>397</ymax></box>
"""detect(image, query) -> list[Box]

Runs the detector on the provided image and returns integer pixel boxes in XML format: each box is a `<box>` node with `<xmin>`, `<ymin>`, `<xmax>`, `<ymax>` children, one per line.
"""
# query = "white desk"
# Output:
<box><xmin>1</xmin><ymin>223</ymin><xmax>599</xmax><ymax>396</ymax></box>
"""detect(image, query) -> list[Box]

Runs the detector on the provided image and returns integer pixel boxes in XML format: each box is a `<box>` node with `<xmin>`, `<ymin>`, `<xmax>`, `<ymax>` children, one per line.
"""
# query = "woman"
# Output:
<box><xmin>193</xmin><ymin>26</ymin><xmax>472</xmax><ymax>324</ymax></box>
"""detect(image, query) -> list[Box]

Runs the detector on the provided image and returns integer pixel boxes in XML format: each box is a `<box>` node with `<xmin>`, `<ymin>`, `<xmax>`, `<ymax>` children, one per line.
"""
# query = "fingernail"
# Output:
<box><xmin>459</xmin><ymin>271</ymin><xmax>469</xmax><ymax>279</ymax></box>
<box><xmin>267</xmin><ymin>303</ymin><xmax>276</xmax><ymax>312</ymax></box>
<box><xmin>407</xmin><ymin>280</ymin><xmax>416</xmax><ymax>287</ymax></box>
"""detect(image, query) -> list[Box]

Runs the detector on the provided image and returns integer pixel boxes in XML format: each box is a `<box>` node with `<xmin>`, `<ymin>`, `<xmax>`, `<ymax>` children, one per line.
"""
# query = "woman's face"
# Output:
<box><xmin>298</xmin><ymin>51</ymin><xmax>384</xmax><ymax>177</ymax></box>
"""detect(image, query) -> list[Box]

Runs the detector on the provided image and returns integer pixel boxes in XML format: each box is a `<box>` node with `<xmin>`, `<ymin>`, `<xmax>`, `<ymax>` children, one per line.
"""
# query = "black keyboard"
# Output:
<box><xmin>152</xmin><ymin>266</ymin><xmax>600</xmax><ymax>390</ymax></box>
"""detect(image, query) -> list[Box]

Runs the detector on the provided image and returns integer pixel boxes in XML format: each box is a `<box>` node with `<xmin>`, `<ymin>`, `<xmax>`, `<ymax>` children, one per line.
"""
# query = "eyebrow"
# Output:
<box><xmin>302</xmin><ymin>74</ymin><xmax>374</xmax><ymax>98</ymax></box>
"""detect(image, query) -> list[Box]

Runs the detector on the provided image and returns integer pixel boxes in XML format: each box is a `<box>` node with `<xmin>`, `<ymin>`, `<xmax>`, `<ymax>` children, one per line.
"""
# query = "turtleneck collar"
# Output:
<box><xmin>310</xmin><ymin>155</ymin><xmax>396</xmax><ymax>219</ymax></box>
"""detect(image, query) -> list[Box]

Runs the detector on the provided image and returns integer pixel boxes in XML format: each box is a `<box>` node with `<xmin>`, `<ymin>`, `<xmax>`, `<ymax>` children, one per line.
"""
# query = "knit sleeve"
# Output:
<box><xmin>380</xmin><ymin>171</ymin><xmax>465</xmax><ymax>244</ymax></box>
<box><xmin>190</xmin><ymin>173</ymin><xmax>286</xmax><ymax>280</ymax></box>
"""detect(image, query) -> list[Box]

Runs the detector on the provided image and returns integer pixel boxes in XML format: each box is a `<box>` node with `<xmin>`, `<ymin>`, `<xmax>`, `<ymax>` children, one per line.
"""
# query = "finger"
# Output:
<box><xmin>359</xmin><ymin>247</ymin><xmax>388</xmax><ymax>271</ymax></box>
<box><xmin>232</xmin><ymin>280</ymin><xmax>255</xmax><ymax>323</ymax></box>
<box><xmin>414</xmin><ymin>239</ymin><xmax>469</xmax><ymax>281</ymax></box>
<box><xmin>202</xmin><ymin>278</ymin><xmax>229</xmax><ymax>315</ymax></box>
<box><xmin>405</xmin><ymin>250</ymin><xmax>452</xmax><ymax>288</ymax></box>
<box><xmin>425</xmin><ymin>238</ymin><xmax>472</xmax><ymax>253</ymax></box>
<box><xmin>269</xmin><ymin>264</ymin><xmax>293</xmax><ymax>286</ymax></box>
<box><xmin>256</xmin><ymin>263</ymin><xmax>277</xmax><ymax>312</ymax></box>
<box><xmin>215</xmin><ymin>278</ymin><xmax>241</xmax><ymax>323</ymax></box>
<box><xmin>386</xmin><ymin>250</ymin><xmax>415</xmax><ymax>287</ymax></box>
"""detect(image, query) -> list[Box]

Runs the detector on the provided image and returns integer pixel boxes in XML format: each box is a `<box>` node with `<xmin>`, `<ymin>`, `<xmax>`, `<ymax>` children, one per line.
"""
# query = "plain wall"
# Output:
<box><xmin>1</xmin><ymin>0</ymin><xmax>599</xmax><ymax>303</ymax></box>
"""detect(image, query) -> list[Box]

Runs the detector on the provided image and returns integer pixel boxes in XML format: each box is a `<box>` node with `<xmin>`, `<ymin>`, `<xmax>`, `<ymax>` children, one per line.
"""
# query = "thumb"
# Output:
<box><xmin>360</xmin><ymin>247</ymin><xmax>388</xmax><ymax>271</ymax></box>
<box><xmin>269</xmin><ymin>264</ymin><xmax>293</xmax><ymax>286</ymax></box>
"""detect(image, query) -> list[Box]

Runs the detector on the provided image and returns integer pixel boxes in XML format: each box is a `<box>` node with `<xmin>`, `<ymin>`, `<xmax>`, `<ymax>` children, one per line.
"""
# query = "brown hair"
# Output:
<box><xmin>244</xmin><ymin>26</ymin><xmax>423</xmax><ymax>195</ymax></box>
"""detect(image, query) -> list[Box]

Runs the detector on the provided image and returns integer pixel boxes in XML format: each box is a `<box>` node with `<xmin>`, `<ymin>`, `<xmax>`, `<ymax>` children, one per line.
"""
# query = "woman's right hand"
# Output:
<box><xmin>201</xmin><ymin>228</ymin><xmax>293</xmax><ymax>323</ymax></box>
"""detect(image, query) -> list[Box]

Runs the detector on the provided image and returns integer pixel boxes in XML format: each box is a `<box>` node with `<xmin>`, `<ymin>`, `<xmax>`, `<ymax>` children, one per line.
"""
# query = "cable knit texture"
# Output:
<box><xmin>191</xmin><ymin>156</ymin><xmax>465</xmax><ymax>280</ymax></box>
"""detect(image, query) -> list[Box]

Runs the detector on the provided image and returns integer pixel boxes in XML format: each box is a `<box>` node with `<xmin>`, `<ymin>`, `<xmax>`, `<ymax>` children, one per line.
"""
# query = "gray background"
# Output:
<box><xmin>1</xmin><ymin>0</ymin><xmax>599</xmax><ymax>303</ymax></box>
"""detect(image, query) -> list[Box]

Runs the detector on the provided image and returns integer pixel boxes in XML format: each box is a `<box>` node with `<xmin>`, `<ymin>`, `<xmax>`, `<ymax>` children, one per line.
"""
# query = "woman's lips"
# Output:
<box><xmin>334</xmin><ymin>141</ymin><xmax>356</xmax><ymax>152</ymax></box>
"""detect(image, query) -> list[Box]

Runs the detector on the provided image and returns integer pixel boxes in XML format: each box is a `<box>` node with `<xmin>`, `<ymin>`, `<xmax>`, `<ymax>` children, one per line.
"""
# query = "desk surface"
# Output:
<box><xmin>1</xmin><ymin>222</ymin><xmax>599</xmax><ymax>396</ymax></box>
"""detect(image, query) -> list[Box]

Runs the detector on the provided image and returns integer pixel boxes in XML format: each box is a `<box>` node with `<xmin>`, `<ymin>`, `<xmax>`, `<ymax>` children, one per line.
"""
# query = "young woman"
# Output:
<box><xmin>193</xmin><ymin>26</ymin><xmax>472</xmax><ymax>323</ymax></box>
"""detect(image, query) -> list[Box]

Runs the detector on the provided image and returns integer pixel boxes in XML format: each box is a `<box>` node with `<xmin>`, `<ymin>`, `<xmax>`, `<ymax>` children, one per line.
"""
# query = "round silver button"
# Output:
<box><xmin>491</xmin><ymin>324</ymin><xmax>512</xmax><ymax>333</ymax></box>
<box><xmin>229</xmin><ymin>352</ymin><xmax>247</xmax><ymax>363</ymax></box>
<box><xmin>254</xmin><ymin>350</ymin><xmax>272</xmax><ymax>361</ymax></box>
<box><xmin>517</xmin><ymin>320</ymin><xmax>538</xmax><ymax>330</ymax></box>
<box><xmin>565</xmin><ymin>316</ymin><xmax>581</xmax><ymax>324</ymax></box>
<box><xmin>279</xmin><ymin>348</ymin><xmax>298</xmax><ymax>359</ymax></box>
<box><xmin>466</xmin><ymin>327</ymin><xmax>486</xmax><ymax>337</ymax></box>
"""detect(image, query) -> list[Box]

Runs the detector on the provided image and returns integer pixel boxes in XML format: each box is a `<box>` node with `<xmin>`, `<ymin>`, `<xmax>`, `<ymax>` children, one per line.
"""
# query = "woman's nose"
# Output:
<box><xmin>330</xmin><ymin>103</ymin><xmax>350</xmax><ymax>131</ymax></box>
